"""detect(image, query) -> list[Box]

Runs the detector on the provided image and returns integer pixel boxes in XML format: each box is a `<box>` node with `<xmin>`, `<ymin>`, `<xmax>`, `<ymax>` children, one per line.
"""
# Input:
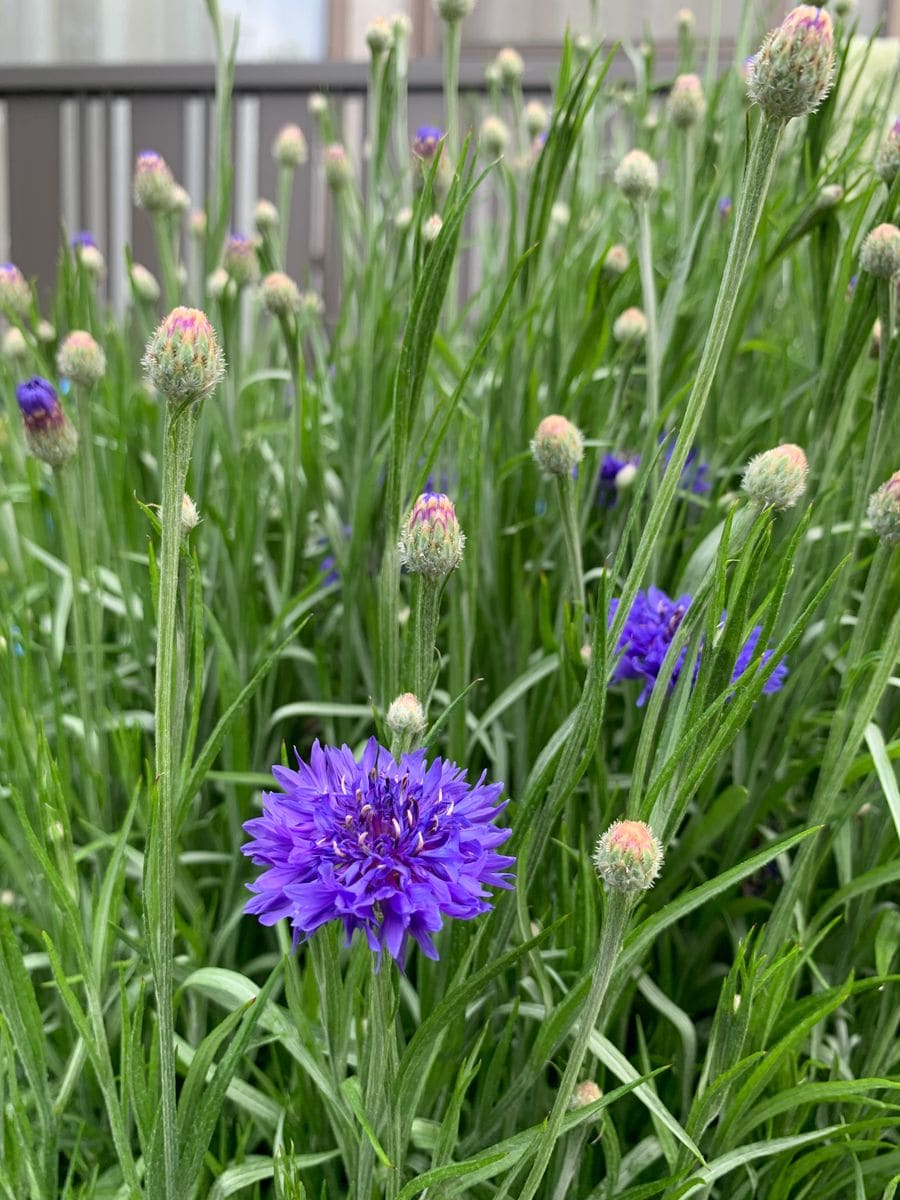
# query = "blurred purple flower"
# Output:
<box><xmin>597</xmin><ymin>443</ymin><xmax>710</xmax><ymax>509</ymax></box>
<box><xmin>413</xmin><ymin>125</ymin><xmax>444</xmax><ymax>160</ymax></box>
<box><xmin>70</xmin><ymin>231</ymin><xmax>97</xmax><ymax>250</ymax></box>
<box><xmin>242</xmin><ymin>738</ymin><xmax>514</xmax><ymax>964</ymax></box>
<box><xmin>609</xmin><ymin>586</ymin><xmax>788</xmax><ymax>706</ymax></box>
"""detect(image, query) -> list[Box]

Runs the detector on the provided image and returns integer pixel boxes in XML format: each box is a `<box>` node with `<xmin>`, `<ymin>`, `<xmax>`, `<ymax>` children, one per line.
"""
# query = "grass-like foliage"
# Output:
<box><xmin>1</xmin><ymin>3</ymin><xmax>899</xmax><ymax>1198</ymax></box>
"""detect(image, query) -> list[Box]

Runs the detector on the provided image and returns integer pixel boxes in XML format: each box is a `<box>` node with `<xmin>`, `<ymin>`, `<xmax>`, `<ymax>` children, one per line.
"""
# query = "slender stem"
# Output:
<box><xmin>443</xmin><ymin>20</ymin><xmax>462</xmax><ymax>159</ymax></box>
<box><xmin>609</xmin><ymin>115</ymin><xmax>784</xmax><ymax>658</ymax></box>
<box><xmin>149</xmin><ymin>406</ymin><xmax>196</xmax><ymax>1196</ymax></box>
<box><xmin>555</xmin><ymin>474</ymin><xmax>586</xmax><ymax>611</ymax></box>
<box><xmin>679</xmin><ymin>131</ymin><xmax>695</xmax><ymax>252</ymax></box>
<box><xmin>516</xmin><ymin>890</ymin><xmax>631</xmax><ymax>1200</ymax></box>
<box><xmin>356</xmin><ymin>959</ymin><xmax>398</xmax><ymax>1199</ymax></box>
<box><xmin>276</xmin><ymin>165</ymin><xmax>295</xmax><ymax>267</ymax></box>
<box><xmin>406</xmin><ymin>576</ymin><xmax>442</xmax><ymax>713</ymax></box>
<box><xmin>153</xmin><ymin>212</ymin><xmax>180</xmax><ymax>310</ymax></box>
<box><xmin>635</xmin><ymin>198</ymin><xmax>659</xmax><ymax>437</ymax></box>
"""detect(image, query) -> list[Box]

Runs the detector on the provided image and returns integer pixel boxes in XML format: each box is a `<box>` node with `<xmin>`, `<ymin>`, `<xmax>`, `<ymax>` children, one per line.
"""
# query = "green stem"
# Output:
<box><xmin>610</xmin><ymin>114</ymin><xmax>784</xmax><ymax>659</ymax></box>
<box><xmin>635</xmin><ymin>198</ymin><xmax>659</xmax><ymax>437</ymax></box>
<box><xmin>555</xmin><ymin>474</ymin><xmax>585</xmax><ymax>611</ymax></box>
<box><xmin>149</xmin><ymin>405</ymin><xmax>196</xmax><ymax>1196</ymax></box>
<box><xmin>515</xmin><ymin>890</ymin><xmax>631</xmax><ymax>1200</ymax></box>
<box><xmin>153</xmin><ymin>212</ymin><xmax>180</xmax><ymax>311</ymax></box>
<box><xmin>679</xmin><ymin>131</ymin><xmax>695</xmax><ymax>252</ymax></box>
<box><xmin>406</xmin><ymin>576</ymin><xmax>442</xmax><ymax>714</ymax></box>
<box><xmin>356</xmin><ymin>960</ymin><xmax>398</xmax><ymax>1199</ymax></box>
<box><xmin>443</xmin><ymin>20</ymin><xmax>462</xmax><ymax>159</ymax></box>
<box><xmin>276</xmin><ymin>165</ymin><xmax>295</xmax><ymax>266</ymax></box>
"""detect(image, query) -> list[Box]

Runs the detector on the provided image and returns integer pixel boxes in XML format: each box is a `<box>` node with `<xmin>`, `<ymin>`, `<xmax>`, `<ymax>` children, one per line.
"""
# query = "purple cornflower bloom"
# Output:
<box><xmin>413</xmin><ymin>125</ymin><xmax>444</xmax><ymax>160</ymax></box>
<box><xmin>242</xmin><ymin>738</ymin><xmax>514</xmax><ymax>964</ymax></box>
<box><xmin>609</xmin><ymin>587</ymin><xmax>788</xmax><ymax>706</ymax></box>
<box><xmin>70</xmin><ymin>231</ymin><xmax>97</xmax><ymax>249</ymax></box>
<box><xmin>597</xmin><ymin>444</ymin><xmax>710</xmax><ymax>508</ymax></box>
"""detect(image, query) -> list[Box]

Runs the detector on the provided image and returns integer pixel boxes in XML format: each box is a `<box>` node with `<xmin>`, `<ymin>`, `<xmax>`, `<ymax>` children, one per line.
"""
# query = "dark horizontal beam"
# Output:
<box><xmin>0</xmin><ymin>44</ymin><xmax>733</xmax><ymax>98</ymax></box>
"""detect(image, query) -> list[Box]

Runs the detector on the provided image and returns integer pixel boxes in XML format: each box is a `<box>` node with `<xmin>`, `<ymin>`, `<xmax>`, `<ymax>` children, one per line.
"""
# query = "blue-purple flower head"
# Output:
<box><xmin>609</xmin><ymin>586</ymin><xmax>787</xmax><ymax>706</ymax></box>
<box><xmin>413</xmin><ymin>125</ymin><xmax>444</xmax><ymax>160</ymax></box>
<box><xmin>16</xmin><ymin>375</ymin><xmax>59</xmax><ymax>421</ymax></box>
<box><xmin>70</xmin><ymin>230</ymin><xmax>97</xmax><ymax>250</ymax></box>
<box><xmin>16</xmin><ymin>376</ymin><xmax>79</xmax><ymax>467</ymax></box>
<box><xmin>242</xmin><ymin>738</ymin><xmax>514</xmax><ymax>964</ymax></box>
<box><xmin>718</xmin><ymin>196</ymin><xmax>733</xmax><ymax>222</ymax></box>
<box><xmin>598</xmin><ymin>443</ymin><xmax>710</xmax><ymax>508</ymax></box>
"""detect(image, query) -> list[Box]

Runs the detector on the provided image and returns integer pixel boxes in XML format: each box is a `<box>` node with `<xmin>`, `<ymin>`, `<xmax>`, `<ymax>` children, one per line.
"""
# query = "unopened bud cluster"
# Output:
<box><xmin>859</xmin><ymin>224</ymin><xmax>900</xmax><ymax>280</ymax></box>
<box><xmin>143</xmin><ymin>307</ymin><xmax>225</xmax><ymax>404</ymax></box>
<box><xmin>57</xmin><ymin>330</ymin><xmax>106</xmax><ymax>386</ymax></box>
<box><xmin>748</xmin><ymin>6</ymin><xmax>834</xmax><ymax>120</ymax></box>
<box><xmin>667</xmin><ymin>74</ymin><xmax>707</xmax><ymax>129</ymax></box>
<box><xmin>399</xmin><ymin>492</ymin><xmax>465</xmax><ymax>579</ymax></box>
<box><xmin>531</xmin><ymin>415</ymin><xmax>584</xmax><ymax>477</ymax></box>
<box><xmin>614</xmin><ymin>149</ymin><xmax>659</xmax><ymax>202</ymax></box>
<box><xmin>742</xmin><ymin>443</ymin><xmax>809</xmax><ymax>510</ymax></box>
<box><xmin>594</xmin><ymin>820</ymin><xmax>663</xmax><ymax>892</ymax></box>
<box><xmin>16</xmin><ymin>377</ymin><xmax>79</xmax><ymax>467</ymax></box>
<box><xmin>867</xmin><ymin>472</ymin><xmax>900</xmax><ymax>545</ymax></box>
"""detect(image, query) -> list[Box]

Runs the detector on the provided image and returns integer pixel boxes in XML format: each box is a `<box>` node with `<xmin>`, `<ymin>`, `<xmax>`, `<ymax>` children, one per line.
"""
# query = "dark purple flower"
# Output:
<box><xmin>413</xmin><ymin>125</ymin><xmax>444</xmax><ymax>160</ymax></box>
<box><xmin>16</xmin><ymin>376</ymin><xmax>60</xmax><ymax>420</ymax></box>
<box><xmin>597</xmin><ymin>443</ymin><xmax>710</xmax><ymax>509</ymax></box>
<box><xmin>16</xmin><ymin>377</ymin><xmax>78</xmax><ymax>466</ymax></box>
<box><xmin>70</xmin><ymin>231</ymin><xmax>97</xmax><ymax>250</ymax></box>
<box><xmin>718</xmin><ymin>196</ymin><xmax>733</xmax><ymax>222</ymax></box>
<box><xmin>609</xmin><ymin>586</ymin><xmax>788</xmax><ymax>706</ymax></box>
<box><xmin>242</xmin><ymin>738</ymin><xmax>514</xmax><ymax>963</ymax></box>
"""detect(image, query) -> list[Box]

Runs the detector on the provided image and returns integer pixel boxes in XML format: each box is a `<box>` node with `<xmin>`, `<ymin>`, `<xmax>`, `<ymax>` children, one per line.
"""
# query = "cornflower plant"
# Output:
<box><xmin>0</xmin><ymin>3</ymin><xmax>898</xmax><ymax>1199</ymax></box>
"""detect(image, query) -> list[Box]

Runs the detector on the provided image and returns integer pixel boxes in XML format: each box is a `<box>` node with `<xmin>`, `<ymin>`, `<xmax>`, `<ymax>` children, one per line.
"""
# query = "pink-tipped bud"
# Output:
<box><xmin>181</xmin><ymin>493</ymin><xmax>201</xmax><ymax>536</ymax></box>
<box><xmin>594</xmin><ymin>819</ymin><xmax>663</xmax><ymax>892</ymax></box>
<box><xmin>742</xmin><ymin>443</ymin><xmax>809</xmax><ymax>510</ymax></box>
<box><xmin>676</xmin><ymin>8</ymin><xmax>696</xmax><ymax>35</ymax></box>
<box><xmin>57</xmin><ymin>330</ymin><xmax>106</xmax><ymax>386</ymax></box>
<box><xmin>253</xmin><ymin>198</ymin><xmax>279</xmax><ymax>234</ymax></box>
<box><xmin>867</xmin><ymin>471</ymin><xmax>900</xmax><ymax>545</ymax></box>
<box><xmin>399</xmin><ymin>493</ymin><xmax>465</xmax><ymax>579</ymax></box>
<box><xmin>480</xmin><ymin>115</ymin><xmax>510</xmax><ymax>158</ymax></box>
<box><xmin>614</xmin><ymin>149</ymin><xmax>659</xmax><ymax>202</ymax></box>
<box><xmin>142</xmin><ymin>306</ymin><xmax>225</xmax><ymax>404</ymax></box>
<box><xmin>524</xmin><ymin>100</ymin><xmax>549</xmax><ymax>139</ymax></box>
<box><xmin>366</xmin><ymin>17</ymin><xmax>393</xmax><ymax>55</ymax></box>
<box><xmin>570</xmin><ymin>1081</ymin><xmax>603</xmax><ymax>1109</ymax></box>
<box><xmin>130</xmin><ymin>263</ymin><xmax>161</xmax><ymax>304</ymax></box>
<box><xmin>603</xmin><ymin>244</ymin><xmax>631</xmax><ymax>277</ymax></box>
<box><xmin>422</xmin><ymin>214</ymin><xmax>443</xmax><ymax>244</ymax></box>
<box><xmin>748</xmin><ymin>6</ymin><xmax>834</xmax><ymax>120</ymax></box>
<box><xmin>859</xmin><ymin>223</ymin><xmax>900</xmax><ymax>280</ymax></box>
<box><xmin>261</xmin><ymin>271</ymin><xmax>301</xmax><ymax>317</ymax></box>
<box><xmin>3</xmin><ymin>327</ymin><xmax>27</xmax><ymax>361</ymax></box>
<box><xmin>667</xmin><ymin>74</ymin><xmax>707</xmax><ymax>129</ymax></box>
<box><xmin>133</xmin><ymin>150</ymin><xmax>176</xmax><ymax>212</ymax></box>
<box><xmin>0</xmin><ymin>263</ymin><xmax>31</xmax><ymax>316</ymax></box>
<box><xmin>531</xmin><ymin>415</ymin><xmax>584</xmax><ymax>477</ymax></box>
<box><xmin>299</xmin><ymin>290</ymin><xmax>325</xmax><ymax>318</ymax></box>
<box><xmin>189</xmin><ymin>209</ymin><xmax>208</xmax><ymax>239</ymax></box>
<box><xmin>223</xmin><ymin>234</ymin><xmax>258</xmax><ymax>287</ymax></box>
<box><xmin>386</xmin><ymin>693</ymin><xmax>426</xmax><ymax>739</ymax></box>
<box><xmin>273</xmin><ymin>124</ymin><xmax>308</xmax><ymax>169</ymax></box>
<box><xmin>495</xmin><ymin>46</ymin><xmax>524</xmax><ymax>87</ymax></box>
<box><xmin>325</xmin><ymin>144</ymin><xmax>352</xmax><ymax>190</ymax></box>
<box><xmin>613</xmin><ymin>306</ymin><xmax>648</xmax><ymax>346</ymax></box>
<box><xmin>875</xmin><ymin>118</ymin><xmax>900</xmax><ymax>186</ymax></box>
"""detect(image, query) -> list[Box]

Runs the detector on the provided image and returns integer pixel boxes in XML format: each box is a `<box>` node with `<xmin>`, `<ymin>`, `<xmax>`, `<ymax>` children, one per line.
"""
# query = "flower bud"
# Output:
<box><xmin>142</xmin><ymin>306</ymin><xmax>225</xmax><ymax>404</ymax></box>
<box><xmin>170</xmin><ymin>184</ymin><xmax>191</xmax><ymax>216</ymax></box>
<box><xmin>859</xmin><ymin>223</ymin><xmax>900</xmax><ymax>280</ymax></box>
<box><xmin>395</xmin><ymin>206</ymin><xmax>414</xmax><ymax>233</ymax></box>
<box><xmin>413</xmin><ymin>125</ymin><xmax>444</xmax><ymax>162</ymax></box>
<box><xmin>308</xmin><ymin>92</ymin><xmax>328</xmax><ymax>117</ymax></box>
<box><xmin>875</xmin><ymin>118</ymin><xmax>900</xmax><ymax>186</ymax></box>
<box><xmin>399</xmin><ymin>492</ymin><xmax>465</xmax><ymax>579</ymax></box>
<box><xmin>614</xmin><ymin>149</ymin><xmax>659</xmax><ymax>202</ymax></box>
<box><xmin>742</xmin><ymin>443</ymin><xmax>808</xmax><ymax>510</ymax></box>
<box><xmin>869</xmin><ymin>318</ymin><xmax>882</xmax><ymax>360</ymax></box>
<box><xmin>16</xmin><ymin>376</ymin><xmax>79</xmax><ymax>467</ymax></box>
<box><xmin>676</xmin><ymin>8</ymin><xmax>695</xmax><ymax>34</ymax></box>
<box><xmin>495</xmin><ymin>47</ymin><xmax>524</xmax><ymax>87</ymax></box>
<box><xmin>207</xmin><ymin>267</ymin><xmax>231</xmax><ymax>301</ymax></box>
<box><xmin>602</xmin><ymin>243</ymin><xmax>630</xmax><ymax>277</ymax></box>
<box><xmin>366</xmin><ymin>17</ymin><xmax>393</xmax><ymax>55</ymax></box>
<box><xmin>77</xmin><ymin>243</ymin><xmax>106</xmax><ymax>281</ymax></box>
<box><xmin>434</xmin><ymin>0</ymin><xmax>475</xmax><ymax>22</ymax></box>
<box><xmin>189</xmin><ymin>209</ymin><xmax>207</xmax><ymax>239</ymax></box>
<box><xmin>422</xmin><ymin>214</ymin><xmax>443</xmax><ymax>243</ymax></box>
<box><xmin>867</xmin><ymin>471</ymin><xmax>900</xmax><ymax>545</ymax></box>
<box><xmin>386</xmin><ymin>693</ymin><xmax>426</xmax><ymax>739</ymax></box>
<box><xmin>748</xmin><ymin>7</ymin><xmax>834</xmax><ymax>121</ymax></box>
<box><xmin>181</xmin><ymin>493</ymin><xmax>201</xmax><ymax>535</ymax></box>
<box><xmin>571</xmin><ymin>1081</ymin><xmax>602</xmax><ymax>1109</ymax></box>
<box><xmin>480</xmin><ymin>115</ymin><xmax>510</xmax><ymax>158</ymax></box>
<box><xmin>261</xmin><ymin>270</ymin><xmax>301</xmax><ymax>317</ymax></box>
<box><xmin>131</xmin><ymin>262</ymin><xmax>161</xmax><ymax>303</ymax></box>
<box><xmin>2</xmin><ymin>327</ymin><xmax>27</xmax><ymax>362</ymax></box>
<box><xmin>325</xmin><ymin>144</ymin><xmax>352</xmax><ymax>190</ymax></box>
<box><xmin>815</xmin><ymin>183</ymin><xmax>843</xmax><ymax>210</ymax></box>
<box><xmin>531</xmin><ymin>415</ymin><xmax>584</xmax><ymax>477</ymax></box>
<box><xmin>57</xmin><ymin>330</ymin><xmax>106</xmax><ymax>386</ymax></box>
<box><xmin>273</xmin><ymin>123</ymin><xmax>308</xmax><ymax>169</ymax></box>
<box><xmin>36</xmin><ymin>320</ymin><xmax>56</xmax><ymax>344</ymax></box>
<box><xmin>0</xmin><ymin>263</ymin><xmax>31</xmax><ymax>316</ymax></box>
<box><xmin>667</xmin><ymin>74</ymin><xmax>707</xmax><ymax>129</ymax></box>
<box><xmin>524</xmin><ymin>100</ymin><xmax>549</xmax><ymax>139</ymax></box>
<box><xmin>253</xmin><ymin>198</ymin><xmax>279</xmax><ymax>234</ymax></box>
<box><xmin>390</xmin><ymin>12</ymin><xmax>413</xmax><ymax>41</ymax></box>
<box><xmin>550</xmin><ymin>202</ymin><xmax>570</xmax><ymax>228</ymax></box>
<box><xmin>223</xmin><ymin>234</ymin><xmax>258</xmax><ymax>287</ymax></box>
<box><xmin>832</xmin><ymin>0</ymin><xmax>856</xmax><ymax>16</ymax></box>
<box><xmin>299</xmin><ymin>290</ymin><xmax>325</xmax><ymax>318</ymax></box>
<box><xmin>133</xmin><ymin>150</ymin><xmax>176</xmax><ymax>212</ymax></box>
<box><xmin>594</xmin><ymin>819</ymin><xmax>663</xmax><ymax>892</ymax></box>
<box><xmin>613</xmin><ymin>306</ymin><xmax>648</xmax><ymax>346</ymax></box>
<box><xmin>616</xmin><ymin>462</ymin><xmax>639</xmax><ymax>491</ymax></box>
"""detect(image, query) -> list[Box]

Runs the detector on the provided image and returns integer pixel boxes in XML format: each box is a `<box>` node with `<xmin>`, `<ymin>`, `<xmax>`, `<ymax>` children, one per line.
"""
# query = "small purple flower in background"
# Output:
<box><xmin>242</xmin><ymin>738</ymin><xmax>514</xmax><ymax>964</ymax></box>
<box><xmin>413</xmin><ymin>125</ymin><xmax>444</xmax><ymax>160</ymax></box>
<box><xmin>609</xmin><ymin>586</ymin><xmax>787</xmax><ymax>706</ymax></box>
<box><xmin>846</xmin><ymin>274</ymin><xmax>858</xmax><ymax>301</ymax></box>
<box><xmin>597</xmin><ymin>443</ymin><xmax>710</xmax><ymax>509</ymax></box>
<box><xmin>718</xmin><ymin>196</ymin><xmax>733</xmax><ymax>222</ymax></box>
<box><xmin>70</xmin><ymin>231</ymin><xmax>97</xmax><ymax>250</ymax></box>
